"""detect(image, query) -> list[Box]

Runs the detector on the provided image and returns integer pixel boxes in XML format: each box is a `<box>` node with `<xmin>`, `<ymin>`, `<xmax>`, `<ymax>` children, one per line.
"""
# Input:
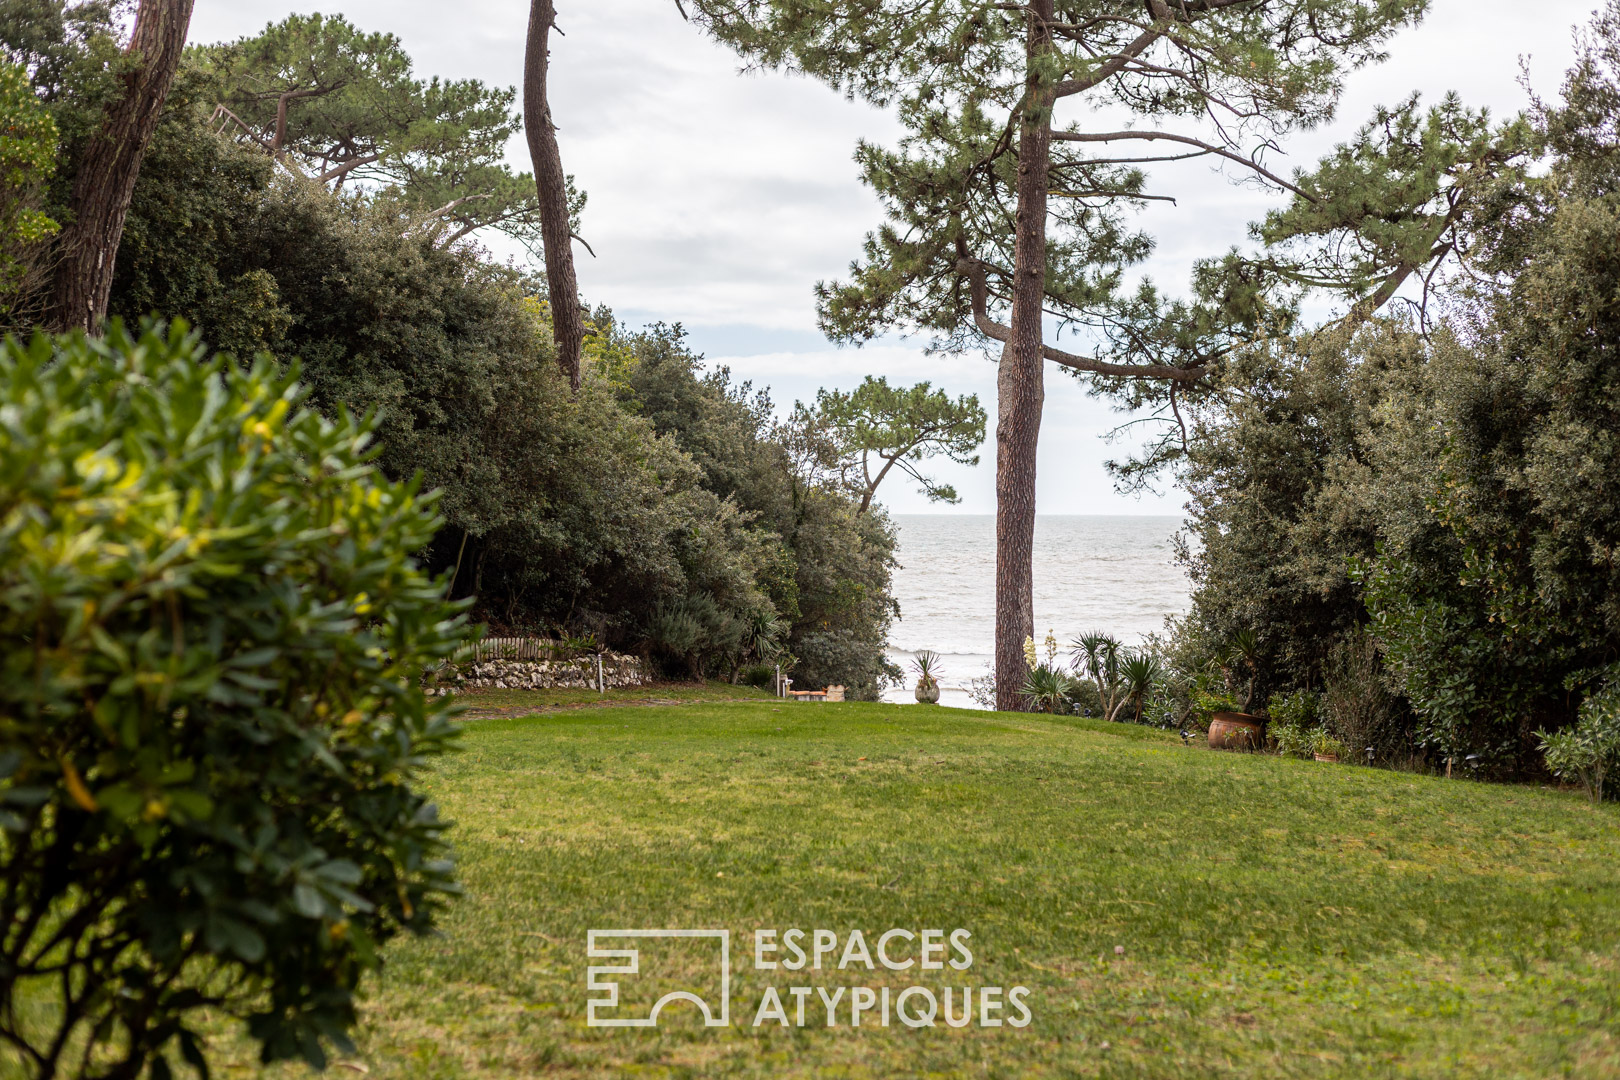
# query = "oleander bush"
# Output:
<box><xmin>1540</xmin><ymin>671</ymin><xmax>1620</xmax><ymax>803</ymax></box>
<box><xmin>0</xmin><ymin>323</ymin><xmax>468</xmax><ymax>1079</ymax></box>
<box><xmin>1267</xmin><ymin>690</ymin><xmax>1324</xmax><ymax>760</ymax></box>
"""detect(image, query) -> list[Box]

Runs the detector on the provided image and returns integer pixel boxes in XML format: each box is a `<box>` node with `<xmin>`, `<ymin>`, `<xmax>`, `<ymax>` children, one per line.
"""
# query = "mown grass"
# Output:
<box><xmin>448</xmin><ymin>679</ymin><xmax>777</xmax><ymax>713</ymax></box>
<box><xmin>207</xmin><ymin>701</ymin><xmax>1620</xmax><ymax>1078</ymax></box>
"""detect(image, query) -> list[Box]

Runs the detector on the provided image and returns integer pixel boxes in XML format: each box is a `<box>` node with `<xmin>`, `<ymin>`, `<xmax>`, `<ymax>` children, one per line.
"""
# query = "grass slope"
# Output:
<box><xmin>229</xmin><ymin>700</ymin><xmax>1619</xmax><ymax>1078</ymax></box>
<box><xmin>447</xmin><ymin>680</ymin><xmax>778</xmax><ymax>715</ymax></box>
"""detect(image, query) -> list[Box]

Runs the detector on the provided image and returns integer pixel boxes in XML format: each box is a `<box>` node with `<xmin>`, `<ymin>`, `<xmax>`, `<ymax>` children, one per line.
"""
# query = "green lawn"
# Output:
<box><xmin>446</xmin><ymin>679</ymin><xmax>778</xmax><ymax>715</ymax></box>
<box><xmin>222</xmin><ymin>700</ymin><xmax>1618</xmax><ymax>1078</ymax></box>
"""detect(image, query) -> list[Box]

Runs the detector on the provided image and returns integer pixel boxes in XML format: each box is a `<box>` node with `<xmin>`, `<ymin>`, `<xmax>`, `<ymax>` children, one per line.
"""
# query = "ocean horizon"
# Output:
<box><xmin>880</xmin><ymin>514</ymin><xmax>1190</xmax><ymax>708</ymax></box>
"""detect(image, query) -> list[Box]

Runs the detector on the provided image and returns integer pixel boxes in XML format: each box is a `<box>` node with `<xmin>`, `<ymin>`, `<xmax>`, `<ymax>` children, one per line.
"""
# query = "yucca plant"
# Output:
<box><xmin>746</xmin><ymin>609</ymin><xmax>788</xmax><ymax>663</ymax></box>
<box><xmin>1022</xmin><ymin>664</ymin><xmax>1075</xmax><ymax>715</ymax></box>
<box><xmin>911</xmin><ymin>649</ymin><xmax>942</xmax><ymax>689</ymax></box>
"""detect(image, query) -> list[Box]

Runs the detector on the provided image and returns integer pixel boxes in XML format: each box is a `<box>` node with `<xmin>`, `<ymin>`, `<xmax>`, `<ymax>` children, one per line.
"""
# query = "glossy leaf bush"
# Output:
<box><xmin>0</xmin><ymin>323</ymin><xmax>468</xmax><ymax>1078</ymax></box>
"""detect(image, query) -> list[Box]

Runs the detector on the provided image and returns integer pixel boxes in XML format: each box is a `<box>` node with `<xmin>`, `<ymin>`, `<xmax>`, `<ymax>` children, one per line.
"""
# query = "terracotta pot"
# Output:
<box><xmin>915</xmin><ymin>681</ymin><xmax>940</xmax><ymax>704</ymax></box>
<box><xmin>1313</xmin><ymin>753</ymin><xmax>1340</xmax><ymax>764</ymax></box>
<box><xmin>1208</xmin><ymin>711</ymin><xmax>1264</xmax><ymax>750</ymax></box>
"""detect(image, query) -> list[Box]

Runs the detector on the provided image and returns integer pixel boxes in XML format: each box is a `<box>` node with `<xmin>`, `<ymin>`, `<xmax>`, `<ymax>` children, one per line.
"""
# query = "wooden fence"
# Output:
<box><xmin>453</xmin><ymin>637</ymin><xmax>585</xmax><ymax>663</ymax></box>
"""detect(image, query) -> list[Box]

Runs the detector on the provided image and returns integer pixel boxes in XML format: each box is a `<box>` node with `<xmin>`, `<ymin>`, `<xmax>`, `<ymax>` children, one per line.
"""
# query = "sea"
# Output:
<box><xmin>880</xmin><ymin>515</ymin><xmax>1190</xmax><ymax>708</ymax></box>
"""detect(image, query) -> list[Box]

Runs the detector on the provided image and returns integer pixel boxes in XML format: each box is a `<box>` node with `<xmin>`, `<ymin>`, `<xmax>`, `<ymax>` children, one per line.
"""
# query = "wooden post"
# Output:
<box><xmin>596</xmin><ymin>654</ymin><xmax>604</xmax><ymax>694</ymax></box>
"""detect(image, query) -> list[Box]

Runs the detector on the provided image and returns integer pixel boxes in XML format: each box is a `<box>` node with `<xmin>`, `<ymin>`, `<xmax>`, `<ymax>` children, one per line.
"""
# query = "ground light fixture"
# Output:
<box><xmin>1365</xmin><ymin>746</ymin><xmax>1376</xmax><ymax>767</ymax></box>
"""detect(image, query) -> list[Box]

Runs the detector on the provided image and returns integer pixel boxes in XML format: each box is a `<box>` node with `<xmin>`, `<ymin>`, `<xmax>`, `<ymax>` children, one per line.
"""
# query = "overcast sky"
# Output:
<box><xmin>190</xmin><ymin>1</ymin><xmax>1602</xmax><ymax>514</ymax></box>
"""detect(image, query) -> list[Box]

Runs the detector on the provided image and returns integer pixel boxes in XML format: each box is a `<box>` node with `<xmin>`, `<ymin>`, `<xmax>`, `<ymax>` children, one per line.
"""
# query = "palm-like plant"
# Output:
<box><xmin>1118</xmin><ymin>653</ymin><xmax>1164</xmax><ymax>724</ymax></box>
<box><xmin>1216</xmin><ymin>628</ymin><xmax>1262</xmax><ymax>712</ymax></box>
<box><xmin>1071</xmin><ymin>632</ymin><xmax>1124</xmax><ymax>720</ymax></box>
<box><xmin>745</xmin><ymin>609</ymin><xmax>787</xmax><ymax>663</ymax></box>
<box><xmin>1023</xmin><ymin>664</ymin><xmax>1074</xmax><ymax>715</ymax></box>
<box><xmin>911</xmin><ymin>649</ymin><xmax>942</xmax><ymax>689</ymax></box>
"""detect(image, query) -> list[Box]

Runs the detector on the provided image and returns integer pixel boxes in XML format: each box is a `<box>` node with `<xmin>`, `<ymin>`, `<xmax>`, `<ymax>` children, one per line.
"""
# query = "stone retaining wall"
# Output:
<box><xmin>439</xmin><ymin>652</ymin><xmax>650</xmax><ymax>691</ymax></box>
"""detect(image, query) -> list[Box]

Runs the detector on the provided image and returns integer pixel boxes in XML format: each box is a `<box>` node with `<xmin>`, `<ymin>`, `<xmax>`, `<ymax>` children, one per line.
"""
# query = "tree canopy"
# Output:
<box><xmin>195</xmin><ymin>13</ymin><xmax>583</xmax><ymax>256</ymax></box>
<box><xmin>799</xmin><ymin>376</ymin><xmax>986</xmax><ymax>513</ymax></box>
<box><xmin>1173</xmin><ymin>5</ymin><xmax>1620</xmax><ymax>772</ymax></box>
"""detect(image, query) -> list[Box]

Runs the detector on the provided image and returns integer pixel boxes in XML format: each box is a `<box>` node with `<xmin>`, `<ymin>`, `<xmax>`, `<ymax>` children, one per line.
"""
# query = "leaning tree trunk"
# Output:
<box><xmin>524</xmin><ymin>0</ymin><xmax>585</xmax><ymax>393</ymax></box>
<box><xmin>993</xmin><ymin>0</ymin><xmax>1055</xmax><ymax>712</ymax></box>
<box><xmin>50</xmin><ymin>0</ymin><xmax>195</xmax><ymax>333</ymax></box>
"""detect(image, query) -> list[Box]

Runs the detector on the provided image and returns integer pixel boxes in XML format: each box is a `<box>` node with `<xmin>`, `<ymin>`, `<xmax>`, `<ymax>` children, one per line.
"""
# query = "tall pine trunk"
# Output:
<box><xmin>50</xmin><ymin>0</ymin><xmax>195</xmax><ymax>332</ymax></box>
<box><xmin>524</xmin><ymin>0</ymin><xmax>585</xmax><ymax>393</ymax></box>
<box><xmin>994</xmin><ymin>1</ymin><xmax>1055</xmax><ymax>711</ymax></box>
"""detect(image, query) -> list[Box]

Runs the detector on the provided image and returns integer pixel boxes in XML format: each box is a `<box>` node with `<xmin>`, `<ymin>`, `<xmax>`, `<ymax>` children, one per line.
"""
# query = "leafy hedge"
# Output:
<box><xmin>0</xmin><ymin>323</ymin><xmax>468</xmax><ymax>1078</ymax></box>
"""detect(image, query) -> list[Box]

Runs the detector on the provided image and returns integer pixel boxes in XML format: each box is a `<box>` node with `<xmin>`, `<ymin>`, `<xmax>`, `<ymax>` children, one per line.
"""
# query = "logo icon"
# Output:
<box><xmin>586</xmin><ymin>929</ymin><xmax>731</xmax><ymax>1028</ymax></box>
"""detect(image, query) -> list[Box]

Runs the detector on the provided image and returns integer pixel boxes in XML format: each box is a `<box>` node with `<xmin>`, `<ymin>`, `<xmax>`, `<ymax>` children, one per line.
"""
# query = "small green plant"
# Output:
<box><xmin>744</xmin><ymin>609</ymin><xmax>787</xmax><ymax>664</ymax></box>
<box><xmin>1539</xmin><ymin>673</ymin><xmax>1620</xmax><ymax>802</ymax></box>
<box><xmin>1023</xmin><ymin>663</ymin><xmax>1075</xmax><ymax>715</ymax></box>
<box><xmin>1188</xmin><ymin>680</ymin><xmax>1240</xmax><ymax>730</ymax></box>
<box><xmin>967</xmin><ymin>668</ymin><xmax>997</xmax><ymax>709</ymax></box>
<box><xmin>1118</xmin><ymin>653</ymin><xmax>1164</xmax><ymax>724</ymax></box>
<box><xmin>1071</xmin><ymin>631</ymin><xmax>1126</xmax><ymax>719</ymax></box>
<box><xmin>1216</xmin><ymin>628</ymin><xmax>1262</xmax><ymax>712</ymax></box>
<box><xmin>1267</xmin><ymin>690</ymin><xmax>1323</xmax><ymax>759</ymax></box>
<box><xmin>911</xmin><ymin>649</ymin><xmax>942</xmax><ymax>689</ymax></box>
<box><xmin>739</xmin><ymin>663</ymin><xmax>776</xmax><ymax>689</ymax></box>
<box><xmin>552</xmin><ymin>631</ymin><xmax>599</xmax><ymax>660</ymax></box>
<box><xmin>0</xmin><ymin>323</ymin><xmax>468</xmax><ymax>1076</ymax></box>
<box><xmin>1309</xmin><ymin>728</ymin><xmax>1350</xmax><ymax>760</ymax></box>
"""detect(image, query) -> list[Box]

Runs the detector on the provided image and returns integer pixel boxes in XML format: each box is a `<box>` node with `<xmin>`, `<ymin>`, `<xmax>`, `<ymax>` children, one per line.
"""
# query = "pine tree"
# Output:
<box><xmin>682</xmin><ymin>1</ymin><xmax>1449</xmax><ymax>708</ymax></box>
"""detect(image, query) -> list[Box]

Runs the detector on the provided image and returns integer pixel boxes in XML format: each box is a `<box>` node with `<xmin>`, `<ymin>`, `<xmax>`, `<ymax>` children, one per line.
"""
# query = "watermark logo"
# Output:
<box><xmin>586</xmin><ymin>929</ymin><xmax>731</xmax><ymax>1027</ymax></box>
<box><xmin>584</xmin><ymin>927</ymin><xmax>1030</xmax><ymax>1030</ymax></box>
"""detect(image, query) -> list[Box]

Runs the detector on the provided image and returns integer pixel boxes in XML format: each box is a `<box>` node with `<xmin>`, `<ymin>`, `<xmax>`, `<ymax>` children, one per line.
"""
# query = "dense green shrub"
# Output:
<box><xmin>1540</xmin><ymin>672</ymin><xmax>1620</xmax><ymax>802</ymax></box>
<box><xmin>1321</xmin><ymin>629</ymin><xmax>1404</xmax><ymax>760</ymax></box>
<box><xmin>1266</xmin><ymin>691</ymin><xmax>1324</xmax><ymax>759</ymax></box>
<box><xmin>0</xmin><ymin>324</ymin><xmax>466</xmax><ymax>1077</ymax></box>
<box><xmin>103</xmin><ymin>85</ymin><xmax>901</xmax><ymax>693</ymax></box>
<box><xmin>1068</xmin><ymin>677</ymin><xmax>1104</xmax><ymax>719</ymax></box>
<box><xmin>1174</xmin><ymin>23</ymin><xmax>1620</xmax><ymax>774</ymax></box>
<box><xmin>0</xmin><ymin>61</ymin><xmax>58</xmax><ymax>321</ymax></box>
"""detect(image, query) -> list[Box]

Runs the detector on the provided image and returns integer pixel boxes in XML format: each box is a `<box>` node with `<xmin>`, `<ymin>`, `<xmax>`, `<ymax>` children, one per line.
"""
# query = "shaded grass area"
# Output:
<box><xmin>447</xmin><ymin>679</ymin><xmax>778</xmax><ymax>714</ymax></box>
<box><xmin>217</xmin><ymin>702</ymin><xmax>1618</xmax><ymax>1078</ymax></box>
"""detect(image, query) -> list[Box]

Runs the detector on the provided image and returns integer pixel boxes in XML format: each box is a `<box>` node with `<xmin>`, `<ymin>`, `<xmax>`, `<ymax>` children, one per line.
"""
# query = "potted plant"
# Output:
<box><xmin>1208</xmin><ymin>631</ymin><xmax>1265</xmax><ymax>750</ymax></box>
<box><xmin>912</xmin><ymin>650</ymin><xmax>942</xmax><ymax>704</ymax></box>
<box><xmin>1310</xmin><ymin>729</ymin><xmax>1348</xmax><ymax>764</ymax></box>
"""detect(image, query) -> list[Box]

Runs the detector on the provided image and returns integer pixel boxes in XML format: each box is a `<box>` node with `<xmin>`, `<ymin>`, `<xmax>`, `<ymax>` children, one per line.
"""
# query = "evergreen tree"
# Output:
<box><xmin>682</xmin><ymin>0</ymin><xmax>1444</xmax><ymax>707</ymax></box>
<box><xmin>194</xmin><ymin>13</ymin><xmax>583</xmax><ymax>259</ymax></box>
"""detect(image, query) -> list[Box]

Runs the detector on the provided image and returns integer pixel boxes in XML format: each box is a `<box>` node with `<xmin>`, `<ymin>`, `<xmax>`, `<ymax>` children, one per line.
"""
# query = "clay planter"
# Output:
<box><xmin>1314</xmin><ymin>753</ymin><xmax>1340</xmax><ymax>764</ymax></box>
<box><xmin>915</xmin><ymin>681</ymin><xmax>941</xmax><ymax>704</ymax></box>
<box><xmin>1208</xmin><ymin>711</ymin><xmax>1264</xmax><ymax>750</ymax></box>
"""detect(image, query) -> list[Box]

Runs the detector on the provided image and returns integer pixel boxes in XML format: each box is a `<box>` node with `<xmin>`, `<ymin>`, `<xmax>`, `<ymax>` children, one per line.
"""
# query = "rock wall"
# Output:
<box><xmin>438</xmin><ymin>652</ymin><xmax>650</xmax><ymax>692</ymax></box>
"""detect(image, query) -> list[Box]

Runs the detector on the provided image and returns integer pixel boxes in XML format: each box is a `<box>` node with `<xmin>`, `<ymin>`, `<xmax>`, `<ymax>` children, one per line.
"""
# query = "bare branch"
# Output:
<box><xmin>954</xmin><ymin>256</ymin><xmax>1207</xmax><ymax>382</ymax></box>
<box><xmin>1051</xmin><ymin>129</ymin><xmax>1315</xmax><ymax>200</ymax></box>
<box><xmin>314</xmin><ymin>153</ymin><xmax>381</xmax><ymax>185</ymax></box>
<box><xmin>1053</xmin><ymin>24</ymin><xmax>1163</xmax><ymax>97</ymax></box>
<box><xmin>1050</xmin><ymin>188</ymin><xmax>1178</xmax><ymax>203</ymax></box>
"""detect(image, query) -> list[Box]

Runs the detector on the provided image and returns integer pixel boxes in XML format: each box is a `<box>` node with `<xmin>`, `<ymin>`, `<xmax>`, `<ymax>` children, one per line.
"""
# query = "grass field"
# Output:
<box><xmin>215</xmin><ymin>695</ymin><xmax>1620</xmax><ymax>1079</ymax></box>
<box><xmin>444</xmin><ymin>680</ymin><xmax>778</xmax><ymax>717</ymax></box>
